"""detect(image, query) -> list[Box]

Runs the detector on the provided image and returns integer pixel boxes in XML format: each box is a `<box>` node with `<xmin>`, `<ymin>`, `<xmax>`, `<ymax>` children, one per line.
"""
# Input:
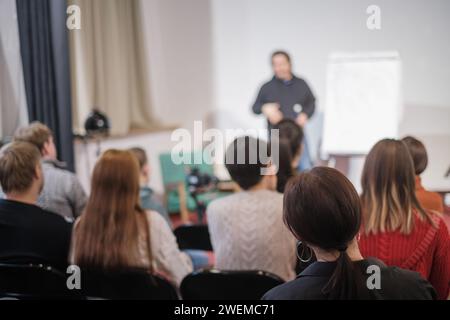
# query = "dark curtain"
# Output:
<box><xmin>16</xmin><ymin>0</ymin><xmax>75</xmax><ymax>171</ymax></box>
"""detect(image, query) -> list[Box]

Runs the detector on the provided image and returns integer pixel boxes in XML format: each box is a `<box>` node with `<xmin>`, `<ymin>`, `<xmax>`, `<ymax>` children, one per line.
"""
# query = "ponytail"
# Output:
<box><xmin>276</xmin><ymin>138</ymin><xmax>295</xmax><ymax>193</ymax></box>
<box><xmin>323</xmin><ymin>249</ymin><xmax>360</xmax><ymax>300</ymax></box>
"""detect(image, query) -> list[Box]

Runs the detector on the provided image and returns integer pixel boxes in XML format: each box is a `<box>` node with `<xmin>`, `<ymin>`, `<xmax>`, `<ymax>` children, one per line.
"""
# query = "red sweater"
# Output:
<box><xmin>359</xmin><ymin>212</ymin><xmax>450</xmax><ymax>299</ymax></box>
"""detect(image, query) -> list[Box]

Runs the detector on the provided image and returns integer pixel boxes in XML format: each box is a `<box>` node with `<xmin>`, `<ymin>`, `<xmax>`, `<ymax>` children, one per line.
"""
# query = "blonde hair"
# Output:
<box><xmin>361</xmin><ymin>139</ymin><xmax>434</xmax><ymax>235</ymax></box>
<box><xmin>0</xmin><ymin>142</ymin><xmax>41</xmax><ymax>194</ymax></box>
<box><xmin>14</xmin><ymin>121</ymin><xmax>53</xmax><ymax>153</ymax></box>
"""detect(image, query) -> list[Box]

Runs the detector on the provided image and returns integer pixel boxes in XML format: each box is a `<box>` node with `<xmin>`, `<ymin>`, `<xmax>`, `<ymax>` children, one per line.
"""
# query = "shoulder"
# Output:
<box><xmin>39</xmin><ymin>207</ymin><xmax>73</xmax><ymax>231</ymax></box>
<box><xmin>208</xmin><ymin>190</ymin><xmax>282</xmax><ymax>211</ymax></box>
<box><xmin>207</xmin><ymin>193</ymin><xmax>239</xmax><ymax>212</ymax></box>
<box><xmin>379</xmin><ymin>265</ymin><xmax>436</xmax><ymax>299</ymax></box>
<box><xmin>293</xmin><ymin>77</ymin><xmax>312</xmax><ymax>89</ymax></box>
<box><xmin>262</xmin><ymin>277</ymin><xmax>319</xmax><ymax>300</ymax></box>
<box><xmin>43</xmin><ymin>163</ymin><xmax>80</xmax><ymax>182</ymax></box>
<box><xmin>260</xmin><ymin>78</ymin><xmax>277</xmax><ymax>90</ymax></box>
<box><xmin>144</xmin><ymin>210</ymin><xmax>168</xmax><ymax>228</ymax></box>
<box><xmin>364</xmin><ymin>257</ymin><xmax>436</xmax><ymax>299</ymax></box>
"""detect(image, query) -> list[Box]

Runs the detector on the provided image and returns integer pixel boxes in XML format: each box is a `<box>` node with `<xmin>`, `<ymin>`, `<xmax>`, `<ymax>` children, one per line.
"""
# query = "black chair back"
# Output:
<box><xmin>174</xmin><ymin>224</ymin><xmax>213</xmax><ymax>251</ymax></box>
<box><xmin>0</xmin><ymin>263</ymin><xmax>80</xmax><ymax>299</ymax></box>
<box><xmin>80</xmin><ymin>267</ymin><xmax>179</xmax><ymax>300</ymax></box>
<box><xmin>180</xmin><ymin>269</ymin><xmax>284</xmax><ymax>300</ymax></box>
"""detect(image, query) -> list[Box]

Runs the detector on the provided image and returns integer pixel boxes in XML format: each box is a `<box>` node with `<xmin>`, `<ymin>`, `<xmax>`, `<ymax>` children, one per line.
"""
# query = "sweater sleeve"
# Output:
<box><xmin>301</xmin><ymin>80</ymin><xmax>316</xmax><ymax>118</ymax></box>
<box><xmin>429</xmin><ymin>218</ymin><xmax>450</xmax><ymax>300</ymax></box>
<box><xmin>68</xmin><ymin>174</ymin><xmax>87</xmax><ymax>218</ymax></box>
<box><xmin>252</xmin><ymin>84</ymin><xmax>268</xmax><ymax>115</ymax></box>
<box><xmin>148</xmin><ymin>211</ymin><xmax>193</xmax><ymax>287</ymax></box>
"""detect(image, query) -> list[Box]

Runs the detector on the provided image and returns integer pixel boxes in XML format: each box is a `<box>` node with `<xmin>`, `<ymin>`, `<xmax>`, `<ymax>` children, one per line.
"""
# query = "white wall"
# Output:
<box><xmin>210</xmin><ymin>0</ymin><xmax>450</xmax><ymax>133</ymax></box>
<box><xmin>75</xmin><ymin>0</ymin><xmax>450</xmax><ymax>192</ymax></box>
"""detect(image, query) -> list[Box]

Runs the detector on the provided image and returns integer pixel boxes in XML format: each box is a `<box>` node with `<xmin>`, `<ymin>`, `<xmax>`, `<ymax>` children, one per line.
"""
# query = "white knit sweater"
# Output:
<box><xmin>207</xmin><ymin>189</ymin><xmax>297</xmax><ymax>281</ymax></box>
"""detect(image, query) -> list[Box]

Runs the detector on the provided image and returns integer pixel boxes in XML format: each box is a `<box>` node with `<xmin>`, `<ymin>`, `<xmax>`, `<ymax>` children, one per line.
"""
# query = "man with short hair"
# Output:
<box><xmin>252</xmin><ymin>51</ymin><xmax>316</xmax><ymax>171</ymax></box>
<box><xmin>0</xmin><ymin>142</ymin><xmax>72</xmax><ymax>269</ymax></box>
<box><xmin>13</xmin><ymin>121</ymin><xmax>87</xmax><ymax>220</ymax></box>
<box><xmin>206</xmin><ymin>136</ymin><xmax>297</xmax><ymax>281</ymax></box>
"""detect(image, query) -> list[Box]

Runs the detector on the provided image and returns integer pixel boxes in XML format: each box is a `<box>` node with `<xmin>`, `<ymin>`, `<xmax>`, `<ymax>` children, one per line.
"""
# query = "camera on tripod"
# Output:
<box><xmin>185</xmin><ymin>167</ymin><xmax>218</xmax><ymax>222</ymax></box>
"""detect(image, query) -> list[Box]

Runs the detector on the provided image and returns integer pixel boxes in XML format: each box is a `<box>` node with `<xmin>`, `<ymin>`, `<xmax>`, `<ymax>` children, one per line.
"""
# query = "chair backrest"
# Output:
<box><xmin>80</xmin><ymin>267</ymin><xmax>179</xmax><ymax>300</ymax></box>
<box><xmin>0</xmin><ymin>263</ymin><xmax>79</xmax><ymax>299</ymax></box>
<box><xmin>159</xmin><ymin>151</ymin><xmax>214</xmax><ymax>186</ymax></box>
<box><xmin>174</xmin><ymin>224</ymin><xmax>213</xmax><ymax>251</ymax></box>
<box><xmin>180</xmin><ymin>269</ymin><xmax>284</xmax><ymax>300</ymax></box>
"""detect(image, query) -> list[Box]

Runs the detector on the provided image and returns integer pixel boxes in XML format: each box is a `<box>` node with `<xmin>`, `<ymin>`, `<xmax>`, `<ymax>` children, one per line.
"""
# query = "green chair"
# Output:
<box><xmin>159</xmin><ymin>151</ymin><xmax>230</xmax><ymax>223</ymax></box>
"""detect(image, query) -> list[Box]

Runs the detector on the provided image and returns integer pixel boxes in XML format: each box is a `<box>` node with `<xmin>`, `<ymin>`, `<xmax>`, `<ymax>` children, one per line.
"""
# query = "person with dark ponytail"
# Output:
<box><xmin>273</xmin><ymin>119</ymin><xmax>303</xmax><ymax>193</ymax></box>
<box><xmin>263</xmin><ymin>167</ymin><xmax>436</xmax><ymax>300</ymax></box>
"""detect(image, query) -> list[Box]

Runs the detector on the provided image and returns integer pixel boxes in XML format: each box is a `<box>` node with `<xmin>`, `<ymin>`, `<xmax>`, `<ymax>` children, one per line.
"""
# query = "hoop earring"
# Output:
<box><xmin>296</xmin><ymin>241</ymin><xmax>313</xmax><ymax>263</ymax></box>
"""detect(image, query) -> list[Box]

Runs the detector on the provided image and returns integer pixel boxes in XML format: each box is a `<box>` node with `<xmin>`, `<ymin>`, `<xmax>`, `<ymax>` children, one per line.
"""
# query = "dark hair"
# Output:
<box><xmin>275</xmin><ymin>139</ymin><xmax>295</xmax><ymax>193</ymax></box>
<box><xmin>271</xmin><ymin>51</ymin><xmax>291</xmax><ymax>64</ymax></box>
<box><xmin>401</xmin><ymin>136</ymin><xmax>428</xmax><ymax>175</ymax></box>
<box><xmin>283</xmin><ymin>167</ymin><xmax>362</xmax><ymax>299</ymax></box>
<box><xmin>129</xmin><ymin>147</ymin><xmax>148</xmax><ymax>169</ymax></box>
<box><xmin>225</xmin><ymin>136</ymin><xmax>271</xmax><ymax>190</ymax></box>
<box><xmin>274</xmin><ymin>119</ymin><xmax>303</xmax><ymax>157</ymax></box>
<box><xmin>272</xmin><ymin>119</ymin><xmax>303</xmax><ymax>192</ymax></box>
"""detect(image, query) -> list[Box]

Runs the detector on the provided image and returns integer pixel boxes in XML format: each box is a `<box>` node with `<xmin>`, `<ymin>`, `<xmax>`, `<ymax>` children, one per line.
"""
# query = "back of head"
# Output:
<box><xmin>275</xmin><ymin>138</ymin><xmax>295</xmax><ymax>193</ymax></box>
<box><xmin>128</xmin><ymin>147</ymin><xmax>148</xmax><ymax>170</ymax></box>
<box><xmin>401</xmin><ymin>136</ymin><xmax>428</xmax><ymax>175</ymax></box>
<box><xmin>225</xmin><ymin>136</ymin><xmax>271</xmax><ymax>190</ymax></box>
<box><xmin>272</xmin><ymin>119</ymin><xmax>303</xmax><ymax>192</ymax></box>
<box><xmin>283</xmin><ymin>167</ymin><xmax>362</xmax><ymax>299</ymax></box>
<box><xmin>74</xmin><ymin>149</ymin><xmax>147</xmax><ymax>270</ymax></box>
<box><xmin>361</xmin><ymin>139</ymin><xmax>431</xmax><ymax>235</ymax></box>
<box><xmin>13</xmin><ymin>122</ymin><xmax>52</xmax><ymax>153</ymax></box>
<box><xmin>274</xmin><ymin>119</ymin><xmax>303</xmax><ymax>157</ymax></box>
<box><xmin>0</xmin><ymin>141</ymin><xmax>41</xmax><ymax>195</ymax></box>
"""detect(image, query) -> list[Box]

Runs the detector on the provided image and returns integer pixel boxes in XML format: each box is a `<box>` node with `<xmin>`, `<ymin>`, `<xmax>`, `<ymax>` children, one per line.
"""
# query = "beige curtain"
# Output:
<box><xmin>68</xmin><ymin>0</ymin><xmax>157</xmax><ymax>136</ymax></box>
<box><xmin>0</xmin><ymin>0</ymin><xmax>29</xmax><ymax>138</ymax></box>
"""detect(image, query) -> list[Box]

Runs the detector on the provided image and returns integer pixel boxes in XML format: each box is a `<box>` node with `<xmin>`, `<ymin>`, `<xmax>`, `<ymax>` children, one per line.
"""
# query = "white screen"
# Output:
<box><xmin>321</xmin><ymin>52</ymin><xmax>402</xmax><ymax>156</ymax></box>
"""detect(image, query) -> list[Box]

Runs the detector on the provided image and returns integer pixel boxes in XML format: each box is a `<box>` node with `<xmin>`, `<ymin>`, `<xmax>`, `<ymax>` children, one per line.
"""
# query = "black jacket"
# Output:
<box><xmin>0</xmin><ymin>199</ymin><xmax>72</xmax><ymax>270</ymax></box>
<box><xmin>252</xmin><ymin>75</ymin><xmax>316</xmax><ymax>120</ymax></box>
<box><xmin>263</xmin><ymin>258</ymin><xmax>436</xmax><ymax>300</ymax></box>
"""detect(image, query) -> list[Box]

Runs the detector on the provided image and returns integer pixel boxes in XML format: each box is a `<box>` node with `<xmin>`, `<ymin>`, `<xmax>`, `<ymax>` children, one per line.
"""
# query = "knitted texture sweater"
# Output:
<box><xmin>207</xmin><ymin>190</ymin><xmax>297</xmax><ymax>281</ymax></box>
<box><xmin>359</xmin><ymin>212</ymin><xmax>450</xmax><ymax>299</ymax></box>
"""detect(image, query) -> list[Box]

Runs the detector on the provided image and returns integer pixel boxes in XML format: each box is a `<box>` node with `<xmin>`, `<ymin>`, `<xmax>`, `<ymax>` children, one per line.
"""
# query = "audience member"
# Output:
<box><xmin>207</xmin><ymin>136</ymin><xmax>297</xmax><ymax>281</ymax></box>
<box><xmin>272</xmin><ymin>119</ymin><xmax>303</xmax><ymax>193</ymax></box>
<box><xmin>70</xmin><ymin>150</ymin><xmax>192</xmax><ymax>287</ymax></box>
<box><xmin>359</xmin><ymin>139</ymin><xmax>450</xmax><ymax>299</ymax></box>
<box><xmin>129</xmin><ymin>147</ymin><xmax>172</xmax><ymax>227</ymax></box>
<box><xmin>0</xmin><ymin>142</ymin><xmax>72</xmax><ymax>270</ymax></box>
<box><xmin>402</xmin><ymin>136</ymin><xmax>444</xmax><ymax>213</ymax></box>
<box><xmin>263</xmin><ymin>167</ymin><xmax>436</xmax><ymax>300</ymax></box>
<box><xmin>13</xmin><ymin>122</ymin><xmax>87</xmax><ymax>220</ymax></box>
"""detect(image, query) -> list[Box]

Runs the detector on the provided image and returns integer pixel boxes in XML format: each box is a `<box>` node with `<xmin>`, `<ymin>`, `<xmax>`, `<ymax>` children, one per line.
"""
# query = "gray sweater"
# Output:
<box><xmin>37</xmin><ymin>159</ymin><xmax>87</xmax><ymax>220</ymax></box>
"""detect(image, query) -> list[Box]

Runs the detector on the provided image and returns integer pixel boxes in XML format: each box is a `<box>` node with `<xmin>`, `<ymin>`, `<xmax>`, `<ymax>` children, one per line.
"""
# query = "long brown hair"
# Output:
<box><xmin>72</xmin><ymin>149</ymin><xmax>151</xmax><ymax>270</ymax></box>
<box><xmin>284</xmin><ymin>167</ymin><xmax>363</xmax><ymax>299</ymax></box>
<box><xmin>361</xmin><ymin>139</ymin><xmax>433</xmax><ymax>235</ymax></box>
